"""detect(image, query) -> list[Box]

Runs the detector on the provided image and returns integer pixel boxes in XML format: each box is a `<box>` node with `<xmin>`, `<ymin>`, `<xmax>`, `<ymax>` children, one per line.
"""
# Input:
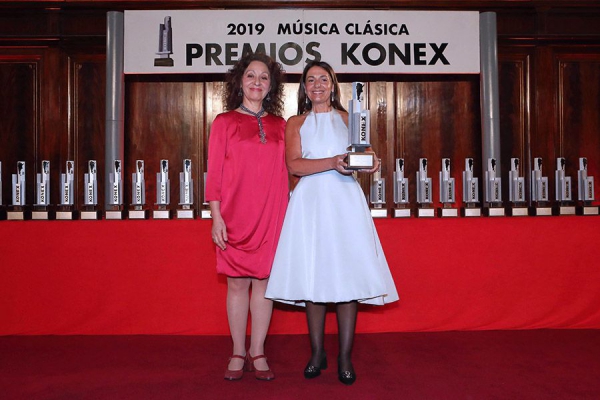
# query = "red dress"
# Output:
<box><xmin>206</xmin><ymin>110</ymin><xmax>288</xmax><ymax>279</ymax></box>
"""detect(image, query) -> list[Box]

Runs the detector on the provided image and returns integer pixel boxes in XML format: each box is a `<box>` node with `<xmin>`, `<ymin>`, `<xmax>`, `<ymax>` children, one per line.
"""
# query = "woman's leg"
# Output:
<box><xmin>247</xmin><ymin>278</ymin><xmax>273</xmax><ymax>371</ymax></box>
<box><xmin>335</xmin><ymin>301</ymin><xmax>358</xmax><ymax>373</ymax></box>
<box><xmin>226</xmin><ymin>277</ymin><xmax>251</xmax><ymax>370</ymax></box>
<box><xmin>305</xmin><ymin>301</ymin><xmax>327</xmax><ymax>366</ymax></box>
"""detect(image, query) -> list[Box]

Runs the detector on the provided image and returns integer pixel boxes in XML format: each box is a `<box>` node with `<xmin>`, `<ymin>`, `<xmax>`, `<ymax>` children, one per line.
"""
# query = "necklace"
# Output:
<box><xmin>239</xmin><ymin>104</ymin><xmax>266</xmax><ymax>144</ymax></box>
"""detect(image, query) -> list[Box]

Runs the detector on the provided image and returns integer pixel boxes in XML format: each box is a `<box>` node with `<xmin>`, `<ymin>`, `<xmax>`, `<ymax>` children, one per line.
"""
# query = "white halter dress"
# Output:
<box><xmin>265</xmin><ymin>111</ymin><xmax>399</xmax><ymax>306</ymax></box>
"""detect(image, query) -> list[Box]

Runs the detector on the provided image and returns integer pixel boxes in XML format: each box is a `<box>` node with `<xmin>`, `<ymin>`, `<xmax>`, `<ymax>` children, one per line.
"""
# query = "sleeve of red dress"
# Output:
<box><xmin>205</xmin><ymin>114</ymin><xmax>227</xmax><ymax>202</ymax></box>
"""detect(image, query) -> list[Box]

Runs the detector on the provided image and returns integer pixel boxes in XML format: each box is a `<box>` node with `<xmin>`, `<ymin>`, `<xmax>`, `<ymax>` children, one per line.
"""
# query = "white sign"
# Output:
<box><xmin>124</xmin><ymin>10</ymin><xmax>480</xmax><ymax>74</ymax></box>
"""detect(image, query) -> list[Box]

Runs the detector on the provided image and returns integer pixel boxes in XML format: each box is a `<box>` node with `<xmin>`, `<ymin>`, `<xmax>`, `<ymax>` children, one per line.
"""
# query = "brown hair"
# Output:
<box><xmin>223</xmin><ymin>52</ymin><xmax>285</xmax><ymax>116</ymax></box>
<box><xmin>297</xmin><ymin>60</ymin><xmax>346</xmax><ymax>115</ymax></box>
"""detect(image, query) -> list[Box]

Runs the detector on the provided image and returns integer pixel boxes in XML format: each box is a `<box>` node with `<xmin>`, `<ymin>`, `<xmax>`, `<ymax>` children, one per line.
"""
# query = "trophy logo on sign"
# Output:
<box><xmin>81</xmin><ymin>160</ymin><xmax>100</xmax><ymax>220</ymax></box>
<box><xmin>200</xmin><ymin>171</ymin><xmax>211</xmax><ymax>219</ymax></box>
<box><xmin>370</xmin><ymin>166</ymin><xmax>387</xmax><ymax>218</ymax></box>
<box><xmin>154</xmin><ymin>16</ymin><xmax>174</xmax><ymax>67</ymax></box>
<box><xmin>461</xmin><ymin>158</ymin><xmax>481</xmax><ymax>217</ymax></box>
<box><xmin>508</xmin><ymin>158</ymin><xmax>528</xmax><ymax>216</ymax></box>
<box><xmin>32</xmin><ymin>160</ymin><xmax>52</xmax><ymax>220</ymax></box>
<box><xmin>105</xmin><ymin>160</ymin><xmax>124</xmax><ymax>219</ymax></box>
<box><xmin>346</xmin><ymin>82</ymin><xmax>374</xmax><ymax>170</ymax></box>
<box><xmin>8</xmin><ymin>161</ymin><xmax>28</xmax><ymax>220</ymax></box>
<box><xmin>484</xmin><ymin>158</ymin><xmax>505</xmax><ymax>216</ymax></box>
<box><xmin>177</xmin><ymin>159</ymin><xmax>195</xmax><ymax>219</ymax></box>
<box><xmin>57</xmin><ymin>161</ymin><xmax>76</xmax><ymax>220</ymax></box>
<box><xmin>438</xmin><ymin>158</ymin><xmax>457</xmax><ymax>217</ymax></box>
<box><xmin>129</xmin><ymin>160</ymin><xmax>149</xmax><ymax>219</ymax></box>
<box><xmin>416</xmin><ymin>158</ymin><xmax>434</xmax><ymax>217</ymax></box>
<box><xmin>577</xmin><ymin>157</ymin><xmax>598</xmax><ymax>215</ymax></box>
<box><xmin>153</xmin><ymin>159</ymin><xmax>171</xmax><ymax>219</ymax></box>
<box><xmin>554</xmin><ymin>157</ymin><xmax>575</xmax><ymax>215</ymax></box>
<box><xmin>530</xmin><ymin>157</ymin><xmax>551</xmax><ymax>216</ymax></box>
<box><xmin>393</xmin><ymin>158</ymin><xmax>411</xmax><ymax>218</ymax></box>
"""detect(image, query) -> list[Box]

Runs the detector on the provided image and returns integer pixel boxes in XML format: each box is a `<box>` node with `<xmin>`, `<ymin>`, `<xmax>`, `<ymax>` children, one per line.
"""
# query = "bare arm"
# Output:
<box><xmin>285</xmin><ymin>115</ymin><xmax>352</xmax><ymax>177</ymax></box>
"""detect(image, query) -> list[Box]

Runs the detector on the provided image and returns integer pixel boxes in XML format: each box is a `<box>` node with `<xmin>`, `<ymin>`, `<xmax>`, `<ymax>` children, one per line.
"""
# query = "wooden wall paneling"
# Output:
<box><xmin>70</xmin><ymin>52</ymin><xmax>106</xmax><ymax>211</ymax></box>
<box><xmin>396</xmin><ymin>76</ymin><xmax>481</xmax><ymax>211</ymax></box>
<box><xmin>125</xmin><ymin>75</ymin><xmax>204</xmax><ymax>212</ymax></box>
<box><xmin>556</xmin><ymin>48</ymin><xmax>600</xmax><ymax>204</ymax></box>
<box><xmin>0</xmin><ymin>49</ymin><xmax>42</xmax><ymax>208</ymax></box>
<box><xmin>203</xmin><ymin>79</ymin><xmax>225</xmax><ymax>205</ymax></box>
<box><xmin>498</xmin><ymin>47</ymin><xmax>533</xmax><ymax>204</ymax></box>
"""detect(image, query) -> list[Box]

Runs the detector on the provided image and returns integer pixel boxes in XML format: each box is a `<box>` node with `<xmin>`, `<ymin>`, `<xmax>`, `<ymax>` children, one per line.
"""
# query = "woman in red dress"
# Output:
<box><xmin>205</xmin><ymin>53</ymin><xmax>288</xmax><ymax>381</ymax></box>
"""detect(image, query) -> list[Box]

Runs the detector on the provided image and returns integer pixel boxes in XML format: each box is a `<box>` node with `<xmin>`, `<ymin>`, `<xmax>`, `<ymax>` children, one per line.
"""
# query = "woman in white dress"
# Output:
<box><xmin>265</xmin><ymin>61</ymin><xmax>399</xmax><ymax>385</ymax></box>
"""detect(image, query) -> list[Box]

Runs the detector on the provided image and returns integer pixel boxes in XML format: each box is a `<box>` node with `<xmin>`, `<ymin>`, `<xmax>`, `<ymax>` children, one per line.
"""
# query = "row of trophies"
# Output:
<box><xmin>0</xmin><ymin>159</ymin><xmax>198</xmax><ymax>220</ymax></box>
<box><xmin>1</xmin><ymin>81</ymin><xmax>598</xmax><ymax>220</ymax></box>
<box><xmin>1</xmin><ymin>155</ymin><xmax>597</xmax><ymax>221</ymax></box>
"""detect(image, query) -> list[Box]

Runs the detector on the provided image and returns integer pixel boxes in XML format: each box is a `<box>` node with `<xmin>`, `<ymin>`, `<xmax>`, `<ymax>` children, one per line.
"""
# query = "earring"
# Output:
<box><xmin>331</xmin><ymin>91</ymin><xmax>334</xmax><ymax>103</ymax></box>
<box><xmin>266</xmin><ymin>93</ymin><xmax>271</xmax><ymax>102</ymax></box>
<box><xmin>238</xmin><ymin>88</ymin><xmax>242</xmax><ymax>97</ymax></box>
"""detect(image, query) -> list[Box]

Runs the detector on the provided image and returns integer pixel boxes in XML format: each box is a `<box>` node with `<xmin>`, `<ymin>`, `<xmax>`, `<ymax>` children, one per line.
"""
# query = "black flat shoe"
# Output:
<box><xmin>338</xmin><ymin>368</ymin><xmax>356</xmax><ymax>385</ymax></box>
<box><xmin>303</xmin><ymin>356</ymin><xmax>328</xmax><ymax>379</ymax></box>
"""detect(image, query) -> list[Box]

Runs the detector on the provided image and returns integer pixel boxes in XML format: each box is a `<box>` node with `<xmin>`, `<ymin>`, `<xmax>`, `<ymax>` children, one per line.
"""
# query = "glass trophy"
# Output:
<box><xmin>154</xmin><ymin>16</ymin><xmax>174</xmax><ymax>67</ymax></box>
<box><xmin>177</xmin><ymin>159</ymin><xmax>195</xmax><ymax>219</ymax></box>
<box><xmin>416</xmin><ymin>158</ymin><xmax>434</xmax><ymax>217</ymax></box>
<box><xmin>105</xmin><ymin>160</ymin><xmax>124</xmax><ymax>219</ymax></box>
<box><xmin>153</xmin><ymin>159</ymin><xmax>171</xmax><ymax>219</ymax></box>
<box><xmin>530</xmin><ymin>157</ymin><xmax>551</xmax><ymax>216</ymax></box>
<box><xmin>81</xmin><ymin>160</ymin><xmax>100</xmax><ymax>220</ymax></box>
<box><xmin>8</xmin><ymin>161</ymin><xmax>27</xmax><ymax>220</ymax></box>
<box><xmin>129</xmin><ymin>160</ymin><xmax>149</xmax><ymax>219</ymax></box>
<box><xmin>553</xmin><ymin>157</ymin><xmax>575</xmax><ymax>215</ymax></box>
<box><xmin>0</xmin><ymin>161</ymin><xmax>4</xmax><ymax>220</ymax></box>
<box><xmin>576</xmin><ymin>157</ymin><xmax>598</xmax><ymax>215</ymax></box>
<box><xmin>393</xmin><ymin>158</ymin><xmax>410</xmax><ymax>218</ymax></box>
<box><xmin>438</xmin><ymin>158</ymin><xmax>457</xmax><ymax>217</ymax></box>
<box><xmin>57</xmin><ymin>161</ymin><xmax>76</xmax><ymax>220</ymax></box>
<box><xmin>508</xmin><ymin>158</ymin><xmax>528</xmax><ymax>216</ymax></box>
<box><xmin>461</xmin><ymin>158</ymin><xmax>481</xmax><ymax>217</ymax></box>
<box><xmin>370</xmin><ymin>167</ymin><xmax>387</xmax><ymax>218</ymax></box>
<box><xmin>200</xmin><ymin>171</ymin><xmax>211</xmax><ymax>219</ymax></box>
<box><xmin>346</xmin><ymin>82</ymin><xmax>374</xmax><ymax>170</ymax></box>
<box><xmin>483</xmin><ymin>158</ymin><xmax>505</xmax><ymax>216</ymax></box>
<box><xmin>32</xmin><ymin>160</ymin><xmax>52</xmax><ymax>220</ymax></box>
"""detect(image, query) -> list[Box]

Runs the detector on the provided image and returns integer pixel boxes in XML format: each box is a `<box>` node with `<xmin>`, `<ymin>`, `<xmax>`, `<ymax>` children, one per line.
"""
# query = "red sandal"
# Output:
<box><xmin>224</xmin><ymin>355</ymin><xmax>245</xmax><ymax>380</ymax></box>
<box><xmin>246</xmin><ymin>353</ymin><xmax>275</xmax><ymax>381</ymax></box>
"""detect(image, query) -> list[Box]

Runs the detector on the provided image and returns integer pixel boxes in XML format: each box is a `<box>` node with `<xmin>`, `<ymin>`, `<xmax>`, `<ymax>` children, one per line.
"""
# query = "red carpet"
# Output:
<box><xmin>1</xmin><ymin>330</ymin><xmax>599</xmax><ymax>400</ymax></box>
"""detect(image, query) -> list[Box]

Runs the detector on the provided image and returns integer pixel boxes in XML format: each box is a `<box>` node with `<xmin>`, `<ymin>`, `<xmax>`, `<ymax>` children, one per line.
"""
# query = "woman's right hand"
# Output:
<box><xmin>211</xmin><ymin>215</ymin><xmax>228</xmax><ymax>250</ymax></box>
<box><xmin>331</xmin><ymin>154</ymin><xmax>354</xmax><ymax>176</ymax></box>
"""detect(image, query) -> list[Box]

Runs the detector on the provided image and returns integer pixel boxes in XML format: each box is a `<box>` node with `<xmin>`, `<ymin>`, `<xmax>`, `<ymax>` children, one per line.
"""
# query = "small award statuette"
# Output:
<box><xmin>177</xmin><ymin>159</ymin><xmax>195</xmax><ymax>219</ymax></box>
<box><xmin>437</xmin><ymin>158</ymin><xmax>458</xmax><ymax>217</ymax></box>
<box><xmin>8</xmin><ymin>161</ymin><xmax>28</xmax><ymax>220</ymax></box>
<box><xmin>57</xmin><ymin>161</ymin><xmax>76</xmax><ymax>220</ymax></box>
<box><xmin>576</xmin><ymin>157</ymin><xmax>598</xmax><ymax>215</ymax></box>
<box><xmin>483</xmin><ymin>158</ymin><xmax>505</xmax><ymax>216</ymax></box>
<box><xmin>508</xmin><ymin>158</ymin><xmax>528</xmax><ymax>216</ymax></box>
<box><xmin>530</xmin><ymin>157</ymin><xmax>552</xmax><ymax>216</ymax></box>
<box><xmin>105</xmin><ymin>160</ymin><xmax>124</xmax><ymax>219</ymax></box>
<box><xmin>393</xmin><ymin>158</ymin><xmax>411</xmax><ymax>218</ymax></box>
<box><xmin>461</xmin><ymin>158</ymin><xmax>481</xmax><ymax>217</ymax></box>
<box><xmin>32</xmin><ymin>160</ymin><xmax>52</xmax><ymax>220</ymax></box>
<box><xmin>416</xmin><ymin>158</ymin><xmax>434</xmax><ymax>217</ymax></box>
<box><xmin>200</xmin><ymin>171</ymin><xmax>211</xmax><ymax>219</ymax></box>
<box><xmin>153</xmin><ymin>159</ymin><xmax>171</xmax><ymax>219</ymax></box>
<box><xmin>370</xmin><ymin>167</ymin><xmax>387</xmax><ymax>218</ymax></box>
<box><xmin>81</xmin><ymin>160</ymin><xmax>100</xmax><ymax>220</ymax></box>
<box><xmin>553</xmin><ymin>157</ymin><xmax>575</xmax><ymax>215</ymax></box>
<box><xmin>346</xmin><ymin>82</ymin><xmax>374</xmax><ymax>170</ymax></box>
<box><xmin>129</xmin><ymin>160</ymin><xmax>149</xmax><ymax>219</ymax></box>
<box><xmin>154</xmin><ymin>16</ymin><xmax>174</xmax><ymax>67</ymax></box>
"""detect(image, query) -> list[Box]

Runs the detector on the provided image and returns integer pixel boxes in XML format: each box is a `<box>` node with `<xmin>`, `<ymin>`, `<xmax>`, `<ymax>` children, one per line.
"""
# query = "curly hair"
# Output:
<box><xmin>223</xmin><ymin>52</ymin><xmax>285</xmax><ymax>117</ymax></box>
<box><xmin>297</xmin><ymin>60</ymin><xmax>346</xmax><ymax>115</ymax></box>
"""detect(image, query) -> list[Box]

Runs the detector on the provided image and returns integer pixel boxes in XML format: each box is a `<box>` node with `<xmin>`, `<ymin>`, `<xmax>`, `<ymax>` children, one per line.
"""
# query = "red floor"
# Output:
<box><xmin>1</xmin><ymin>330</ymin><xmax>599</xmax><ymax>400</ymax></box>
